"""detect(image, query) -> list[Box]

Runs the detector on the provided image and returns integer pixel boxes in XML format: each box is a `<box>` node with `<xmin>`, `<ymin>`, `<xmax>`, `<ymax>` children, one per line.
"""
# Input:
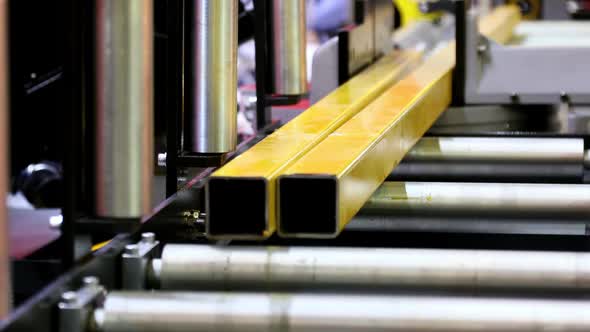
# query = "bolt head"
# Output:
<box><xmin>83</xmin><ymin>276</ymin><xmax>100</xmax><ymax>287</ymax></box>
<box><xmin>61</xmin><ymin>291</ymin><xmax>78</xmax><ymax>304</ymax></box>
<box><xmin>560</xmin><ymin>91</ymin><xmax>569</xmax><ymax>103</ymax></box>
<box><xmin>124</xmin><ymin>244</ymin><xmax>140</xmax><ymax>255</ymax></box>
<box><xmin>141</xmin><ymin>232</ymin><xmax>156</xmax><ymax>244</ymax></box>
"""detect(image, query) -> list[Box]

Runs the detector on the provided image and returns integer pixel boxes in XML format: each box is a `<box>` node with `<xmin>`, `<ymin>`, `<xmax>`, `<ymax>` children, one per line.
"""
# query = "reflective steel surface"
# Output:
<box><xmin>100</xmin><ymin>292</ymin><xmax>590</xmax><ymax>332</ymax></box>
<box><xmin>95</xmin><ymin>0</ymin><xmax>154</xmax><ymax>218</ymax></box>
<box><xmin>185</xmin><ymin>0</ymin><xmax>238</xmax><ymax>153</ymax></box>
<box><xmin>156</xmin><ymin>244</ymin><xmax>590</xmax><ymax>291</ymax></box>
<box><xmin>271</xmin><ymin>0</ymin><xmax>307</xmax><ymax>95</ymax></box>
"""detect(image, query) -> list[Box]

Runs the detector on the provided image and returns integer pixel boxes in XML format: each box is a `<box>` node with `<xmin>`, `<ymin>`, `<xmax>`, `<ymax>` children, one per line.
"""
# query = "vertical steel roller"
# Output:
<box><xmin>154</xmin><ymin>245</ymin><xmax>590</xmax><ymax>291</ymax></box>
<box><xmin>0</xmin><ymin>0</ymin><xmax>10</xmax><ymax>318</ymax></box>
<box><xmin>97</xmin><ymin>292</ymin><xmax>590</xmax><ymax>332</ymax></box>
<box><xmin>272</xmin><ymin>0</ymin><xmax>307</xmax><ymax>95</ymax></box>
<box><xmin>95</xmin><ymin>0</ymin><xmax>154</xmax><ymax>218</ymax></box>
<box><xmin>185</xmin><ymin>0</ymin><xmax>238</xmax><ymax>153</ymax></box>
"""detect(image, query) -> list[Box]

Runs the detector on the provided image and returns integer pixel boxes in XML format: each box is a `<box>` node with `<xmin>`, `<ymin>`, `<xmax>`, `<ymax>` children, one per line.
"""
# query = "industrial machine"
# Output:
<box><xmin>2</xmin><ymin>0</ymin><xmax>590</xmax><ymax>331</ymax></box>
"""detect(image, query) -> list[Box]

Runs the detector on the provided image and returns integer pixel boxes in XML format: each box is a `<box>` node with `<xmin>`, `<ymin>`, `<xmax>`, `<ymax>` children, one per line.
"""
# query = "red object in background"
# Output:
<box><xmin>9</xmin><ymin>209</ymin><xmax>60</xmax><ymax>259</ymax></box>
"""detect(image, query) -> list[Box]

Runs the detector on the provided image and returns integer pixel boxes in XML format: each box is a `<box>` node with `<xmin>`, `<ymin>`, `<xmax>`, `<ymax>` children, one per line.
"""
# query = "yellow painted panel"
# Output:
<box><xmin>206</xmin><ymin>50</ymin><xmax>422</xmax><ymax>239</ymax></box>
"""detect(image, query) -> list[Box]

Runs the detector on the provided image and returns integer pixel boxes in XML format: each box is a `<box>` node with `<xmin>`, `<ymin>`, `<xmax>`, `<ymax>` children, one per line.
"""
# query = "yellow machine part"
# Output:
<box><xmin>506</xmin><ymin>0</ymin><xmax>541</xmax><ymax>20</ymax></box>
<box><xmin>277</xmin><ymin>5</ymin><xmax>521</xmax><ymax>238</ymax></box>
<box><xmin>206</xmin><ymin>50</ymin><xmax>422</xmax><ymax>239</ymax></box>
<box><xmin>394</xmin><ymin>0</ymin><xmax>442</xmax><ymax>27</ymax></box>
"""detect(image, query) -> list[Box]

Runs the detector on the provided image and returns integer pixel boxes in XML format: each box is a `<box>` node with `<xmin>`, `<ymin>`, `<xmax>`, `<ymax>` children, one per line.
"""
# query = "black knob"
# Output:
<box><xmin>15</xmin><ymin>161</ymin><xmax>62</xmax><ymax>208</ymax></box>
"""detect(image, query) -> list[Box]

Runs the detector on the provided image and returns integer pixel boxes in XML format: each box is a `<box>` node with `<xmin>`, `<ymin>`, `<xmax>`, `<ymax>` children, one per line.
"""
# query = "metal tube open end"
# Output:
<box><xmin>278</xmin><ymin>175</ymin><xmax>339</xmax><ymax>238</ymax></box>
<box><xmin>206</xmin><ymin>177</ymin><xmax>270</xmax><ymax>239</ymax></box>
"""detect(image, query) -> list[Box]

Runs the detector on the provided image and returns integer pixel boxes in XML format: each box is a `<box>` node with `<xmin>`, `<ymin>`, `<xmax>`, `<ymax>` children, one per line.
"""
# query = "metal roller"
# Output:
<box><xmin>153</xmin><ymin>244</ymin><xmax>590</xmax><ymax>291</ymax></box>
<box><xmin>363</xmin><ymin>181</ymin><xmax>590</xmax><ymax>219</ymax></box>
<box><xmin>272</xmin><ymin>0</ymin><xmax>307</xmax><ymax>95</ymax></box>
<box><xmin>96</xmin><ymin>292</ymin><xmax>590</xmax><ymax>332</ymax></box>
<box><xmin>185</xmin><ymin>0</ymin><xmax>238</xmax><ymax>153</ymax></box>
<box><xmin>390</xmin><ymin>137</ymin><xmax>585</xmax><ymax>182</ymax></box>
<box><xmin>95</xmin><ymin>0</ymin><xmax>153</xmax><ymax>218</ymax></box>
<box><xmin>388</xmin><ymin>161</ymin><xmax>584</xmax><ymax>183</ymax></box>
<box><xmin>404</xmin><ymin>137</ymin><xmax>584</xmax><ymax>163</ymax></box>
<box><xmin>0</xmin><ymin>0</ymin><xmax>9</xmax><ymax>318</ymax></box>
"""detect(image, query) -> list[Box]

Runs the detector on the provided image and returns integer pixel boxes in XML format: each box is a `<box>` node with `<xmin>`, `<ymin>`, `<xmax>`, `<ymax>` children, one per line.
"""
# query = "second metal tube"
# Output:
<box><xmin>271</xmin><ymin>0</ymin><xmax>307</xmax><ymax>95</ymax></box>
<box><xmin>185</xmin><ymin>0</ymin><xmax>238</xmax><ymax>153</ymax></box>
<box><xmin>94</xmin><ymin>0</ymin><xmax>154</xmax><ymax>218</ymax></box>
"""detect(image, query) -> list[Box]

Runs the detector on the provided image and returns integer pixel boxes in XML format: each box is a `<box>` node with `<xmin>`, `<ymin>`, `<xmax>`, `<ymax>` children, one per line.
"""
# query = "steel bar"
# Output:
<box><xmin>363</xmin><ymin>182</ymin><xmax>590</xmax><ymax>219</ymax></box>
<box><xmin>98</xmin><ymin>292</ymin><xmax>590</xmax><ymax>332</ymax></box>
<box><xmin>184</xmin><ymin>0</ymin><xmax>238</xmax><ymax>153</ymax></box>
<box><xmin>94</xmin><ymin>0</ymin><xmax>153</xmax><ymax>218</ymax></box>
<box><xmin>207</xmin><ymin>51</ymin><xmax>420</xmax><ymax>239</ymax></box>
<box><xmin>277</xmin><ymin>6</ymin><xmax>522</xmax><ymax>238</ymax></box>
<box><xmin>0</xmin><ymin>0</ymin><xmax>9</xmax><ymax>318</ymax></box>
<box><xmin>389</xmin><ymin>137</ymin><xmax>585</xmax><ymax>182</ymax></box>
<box><xmin>277</xmin><ymin>44</ymin><xmax>454</xmax><ymax>238</ymax></box>
<box><xmin>271</xmin><ymin>0</ymin><xmax>307</xmax><ymax>96</ymax></box>
<box><xmin>152</xmin><ymin>244</ymin><xmax>590</xmax><ymax>291</ymax></box>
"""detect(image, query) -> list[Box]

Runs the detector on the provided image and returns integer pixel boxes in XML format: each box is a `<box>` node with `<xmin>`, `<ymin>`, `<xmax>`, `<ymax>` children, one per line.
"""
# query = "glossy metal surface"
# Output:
<box><xmin>185</xmin><ymin>0</ymin><xmax>238</xmax><ymax>153</ymax></box>
<box><xmin>207</xmin><ymin>51</ymin><xmax>420</xmax><ymax>239</ymax></box>
<box><xmin>0</xmin><ymin>0</ymin><xmax>9</xmax><ymax>318</ymax></box>
<box><xmin>95</xmin><ymin>0</ymin><xmax>153</xmax><ymax>218</ymax></box>
<box><xmin>278</xmin><ymin>44</ymin><xmax>454</xmax><ymax>238</ymax></box>
<box><xmin>364</xmin><ymin>182</ymin><xmax>590</xmax><ymax>218</ymax></box>
<box><xmin>271</xmin><ymin>0</ymin><xmax>307</xmax><ymax>95</ymax></box>
<box><xmin>388</xmin><ymin>161</ymin><xmax>584</xmax><ymax>183</ymax></box>
<box><xmin>100</xmin><ymin>292</ymin><xmax>590</xmax><ymax>332</ymax></box>
<box><xmin>155</xmin><ymin>244</ymin><xmax>590</xmax><ymax>291</ymax></box>
<box><xmin>406</xmin><ymin>137</ymin><xmax>583</xmax><ymax>163</ymax></box>
<box><xmin>391</xmin><ymin>137</ymin><xmax>586</xmax><ymax>182</ymax></box>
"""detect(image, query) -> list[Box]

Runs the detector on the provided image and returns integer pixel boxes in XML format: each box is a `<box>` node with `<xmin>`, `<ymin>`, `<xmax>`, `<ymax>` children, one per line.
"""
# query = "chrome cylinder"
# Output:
<box><xmin>185</xmin><ymin>0</ymin><xmax>238</xmax><ymax>153</ymax></box>
<box><xmin>99</xmin><ymin>292</ymin><xmax>590</xmax><ymax>332</ymax></box>
<box><xmin>364</xmin><ymin>182</ymin><xmax>590</xmax><ymax>218</ymax></box>
<box><xmin>94</xmin><ymin>0</ymin><xmax>153</xmax><ymax>218</ymax></box>
<box><xmin>0</xmin><ymin>0</ymin><xmax>9</xmax><ymax>318</ymax></box>
<box><xmin>272</xmin><ymin>0</ymin><xmax>307</xmax><ymax>95</ymax></box>
<box><xmin>405</xmin><ymin>137</ymin><xmax>584</xmax><ymax>163</ymax></box>
<box><xmin>388</xmin><ymin>161</ymin><xmax>584</xmax><ymax>182</ymax></box>
<box><xmin>390</xmin><ymin>137</ymin><xmax>585</xmax><ymax>182</ymax></box>
<box><xmin>155</xmin><ymin>244</ymin><xmax>590</xmax><ymax>291</ymax></box>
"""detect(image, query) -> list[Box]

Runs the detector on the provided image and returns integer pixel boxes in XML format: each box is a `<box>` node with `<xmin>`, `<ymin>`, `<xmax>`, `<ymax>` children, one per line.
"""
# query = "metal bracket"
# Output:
<box><xmin>121</xmin><ymin>232</ymin><xmax>160</xmax><ymax>290</ymax></box>
<box><xmin>455</xmin><ymin>0</ymin><xmax>590</xmax><ymax>105</ymax></box>
<box><xmin>311</xmin><ymin>0</ymin><xmax>394</xmax><ymax>103</ymax></box>
<box><xmin>58</xmin><ymin>276</ymin><xmax>106</xmax><ymax>332</ymax></box>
